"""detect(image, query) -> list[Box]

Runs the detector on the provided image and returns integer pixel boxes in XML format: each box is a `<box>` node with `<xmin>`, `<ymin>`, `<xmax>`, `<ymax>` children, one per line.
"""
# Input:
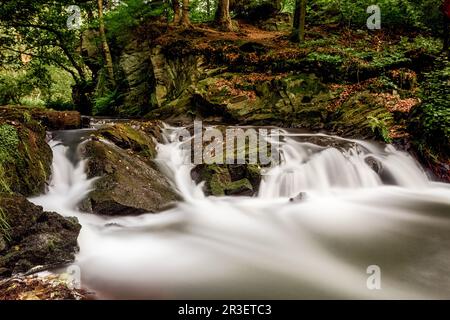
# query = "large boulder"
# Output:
<box><xmin>0</xmin><ymin>194</ymin><xmax>81</xmax><ymax>278</ymax></box>
<box><xmin>79</xmin><ymin>123</ymin><xmax>180</xmax><ymax>215</ymax></box>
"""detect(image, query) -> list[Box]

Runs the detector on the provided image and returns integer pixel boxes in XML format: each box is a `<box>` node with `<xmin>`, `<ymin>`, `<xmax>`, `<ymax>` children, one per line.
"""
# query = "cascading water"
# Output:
<box><xmin>30</xmin><ymin>126</ymin><xmax>450</xmax><ymax>299</ymax></box>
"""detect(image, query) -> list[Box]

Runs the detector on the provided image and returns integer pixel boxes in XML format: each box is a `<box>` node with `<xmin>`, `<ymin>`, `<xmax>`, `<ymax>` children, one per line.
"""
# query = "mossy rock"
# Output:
<box><xmin>79</xmin><ymin>138</ymin><xmax>180</xmax><ymax>215</ymax></box>
<box><xmin>0</xmin><ymin>121</ymin><xmax>52</xmax><ymax>196</ymax></box>
<box><xmin>0</xmin><ymin>193</ymin><xmax>80</xmax><ymax>278</ymax></box>
<box><xmin>95</xmin><ymin>122</ymin><xmax>161</xmax><ymax>159</ymax></box>
<box><xmin>191</xmin><ymin>164</ymin><xmax>261</xmax><ymax>197</ymax></box>
<box><xmin>328</xmin><ymin>91</ymin><xmax>394</xmax><ymax>141</ymax></box>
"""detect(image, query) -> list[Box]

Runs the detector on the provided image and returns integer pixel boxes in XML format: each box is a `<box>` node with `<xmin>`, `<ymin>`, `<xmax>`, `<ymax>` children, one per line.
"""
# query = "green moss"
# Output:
<box><xmin>0</xmin><ymin>125</ymin><xmax>19</xmax><ymax>194</ymax></box>
<box><xmin>47</xmin><ymin>238</ymin><xmax>56</xmax><ymax>252</ymax></box>
<box><xmin>23</xmin><ymin>111</ymin><xmax>32</xmax><ymax>124</ymax></box>
<box><xmin>330</xmin><ymin>91</ymin><xmax>394</xmax><ymax>140</ymax></box>
<box><xmin>0</xmin><ymin>119</ymin><xmax>52</xmax><ymax>196</ymax></box>
<box><xmin>203</xmin><ymin>165</ymin><xmax>230</xmax><ymax>196</ymax></box>
<box><xmin>98</xmin><ymin>123</ymin><xmax>158</xmax><ymax>159</ymax></box>
<box><xmin>225</xmin><ymin>178</ymin><xmax>253</xmax><ymax>194</ymax></box>
<box><xmin>0</xmin><ymin>124</ymin><xmax>19</xmax><ymax>162</ymax></box>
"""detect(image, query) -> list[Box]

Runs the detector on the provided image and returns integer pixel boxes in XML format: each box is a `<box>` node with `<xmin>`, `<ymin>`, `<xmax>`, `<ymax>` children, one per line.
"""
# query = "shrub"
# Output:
<box><xmin>310</xmin><ymin>0</ymin><xmax>443</xmax><ymax>32</ymax></box>
<box><xmin>93</xmin><ymin>90</ymin><xmax>123</xmax><ymax>116</ymax></box>
<box><xmin>409</xmin><ymin>56</ymin><xmax>450</xmax><ymax>155</ymax></box>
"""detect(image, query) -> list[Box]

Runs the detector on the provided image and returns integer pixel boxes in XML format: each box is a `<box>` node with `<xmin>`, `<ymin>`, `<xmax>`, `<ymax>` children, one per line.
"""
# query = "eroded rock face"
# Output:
<box><xmin>79</xmin><ymin>123</ymin><xmax>180</xmax><ymax>215</ymax></box>
<box><xmin>186</xmin><ymin>73</ymin><xmax>332</xmax><ymax>129</ymax></box>
<box><xmin>0</xmin><ymin>194</ymin><xmax>81</xmax><ymax>278</ymax></box>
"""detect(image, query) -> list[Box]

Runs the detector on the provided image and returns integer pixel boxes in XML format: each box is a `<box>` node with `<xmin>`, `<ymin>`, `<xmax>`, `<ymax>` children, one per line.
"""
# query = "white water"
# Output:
<box><xmin>31</xmin><ymin>127</ymin><xmax>450</xmax><ymax>299</ymax></box>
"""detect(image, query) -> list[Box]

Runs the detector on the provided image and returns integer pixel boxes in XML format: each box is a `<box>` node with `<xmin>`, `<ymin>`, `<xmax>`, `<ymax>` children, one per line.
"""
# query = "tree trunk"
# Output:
<box><xmin>97</xmin><ymin>0</ymin><xmax>116</xmax><ymax>86</ymax></box>
<box><xmin>72</xmin><ymin>81</ymin><xmax>94</xmax><ymax>115</ymax></box>
<box><xmin>216</xmin><ymin>0</ymin><xmax>234</xmax><ymax>31</ymax></box>
<box><xmin>292</xmin><ymin>0</ymin><xmax>306</xmax><ymax>43</ymax></box>
<box><xmin>172</xmin><ymin>0</ymin><xmax>181</xmax><ymax>24</ymax></box>
<box><xmin>293</xmin><ymin>0</ymin><xmax>300</xmax><ymax>31</ymax></box>
<box><xmin>298</xmin><ymin>0</ymin><xmax>307</xmax><ymax>43</ymax></box>
<box><xmin>181</xmin><ymin>0</ymin><xmax>191</xmax><ymax>27</ymax></box>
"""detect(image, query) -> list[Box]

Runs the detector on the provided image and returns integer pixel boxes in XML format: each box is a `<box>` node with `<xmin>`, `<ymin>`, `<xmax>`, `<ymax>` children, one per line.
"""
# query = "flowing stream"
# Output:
<box><xmin>30</xmin><ymin>125</ymin><xmax>450</xmax><ymax>299</ymax></box>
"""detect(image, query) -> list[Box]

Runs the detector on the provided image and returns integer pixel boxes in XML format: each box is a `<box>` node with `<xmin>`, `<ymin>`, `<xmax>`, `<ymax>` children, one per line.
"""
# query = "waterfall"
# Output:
<box><xmin>30</xmin><ymin>126</ymin><xmax>450</xmax><ymax>299</ymax></box>
<box><xmin>31</xmin><ymin>141</ymin><xmax>95</xmax><ymax>212</ymax></box>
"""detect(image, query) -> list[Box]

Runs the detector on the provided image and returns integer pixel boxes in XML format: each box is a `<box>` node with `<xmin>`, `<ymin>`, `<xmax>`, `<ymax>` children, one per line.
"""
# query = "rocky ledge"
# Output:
<box><xmin>0</xmin><ymin>194</ymin><xmax>80</xmax><ymax>278</ymax></box>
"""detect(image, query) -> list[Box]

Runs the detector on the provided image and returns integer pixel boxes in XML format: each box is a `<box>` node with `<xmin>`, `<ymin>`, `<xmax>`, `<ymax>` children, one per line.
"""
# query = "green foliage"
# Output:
<box><xmin>306</xmin><ymin>52</ymin><xmax>343</xmax><ymax>64</ymax></box>
<box><xmin>93</xmin><ymin>90</ymin><xmax>123</xmax><ymax>116</ymax></box>
<box><xmin>370</xmin><ymin>51</ymin><xmax>410</xmax><ymax>70</ymax></box>
<box><xmin>190</xmin><ymin>0</ymin><xmax>215</xmax><ymax>22</ymax></box>
<box><xmin>105</xmin><ymin>0</ymin><xmax>168</xmax><ymax>42</ymax></box>
<box><xmin>0</xmin><ymin>71</ymin><xmax>34</xmax><ymax>105</ymax></box>
<box><xmin>0</xmin><ymin>63</ymin><xmax>72</xmax><ymax>107</ymax></box>
<box><xmin>399</xmin><ymin>36</ymin><xmax>443</xmax><ymax>56</ymax></box>
<box><xmin>310</xmin><ymin>0</ymin><xmax>442</xmax><ymax>32</ymax></box>
<box><xmin>46</xmin><ymin>99</ymin><xmax>76</xmax><ymax>111</ymax></box>
<box><xmin>410</xmin><ymin>57</ymin><xmax>450</xmax><ymax>155</ymax></box>
<box><xmin>45</xmin><ymin>66</ymin><xmax>75</xmax><ymax>106</ymax></box>
<box><xmin>368</xmin><ymin>115</ymin><xmax>392</xmax><ymax>143</ymax></box>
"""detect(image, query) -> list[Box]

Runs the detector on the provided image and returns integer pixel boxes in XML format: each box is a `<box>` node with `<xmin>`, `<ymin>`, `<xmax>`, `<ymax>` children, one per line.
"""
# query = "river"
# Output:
<box><xmin>30</xmin><ymin>124</ymin><xmax>450</xmax><ymax>299</ymax></box>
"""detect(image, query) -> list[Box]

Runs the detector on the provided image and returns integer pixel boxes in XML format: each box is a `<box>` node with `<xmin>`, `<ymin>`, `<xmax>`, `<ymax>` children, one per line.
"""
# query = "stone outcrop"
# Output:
<box><xmin>79</xmin><ymin>123</ymin><xmax>180</xmax><ymax>215</ymax></box>
<box><xmin>0</xmin><ymin>106</ymin><xmax>81</xmax><ymax>130</ymax></box>
<box><xmin>0</xmin><ymin>194</ymin><xmax>81</xmax><ymax>278</ymax></box>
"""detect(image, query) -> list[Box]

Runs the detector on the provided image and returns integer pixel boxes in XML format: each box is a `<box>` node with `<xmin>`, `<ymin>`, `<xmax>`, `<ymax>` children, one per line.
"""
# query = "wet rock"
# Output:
<box><xmin>365</xmin><ymin>156</ymin><xmax>382</xmax><ymax>174</ymax></box>
<box><xmin>191</xmin><ymin>164</ymin><xmax>261</xmax><ymax>197</ymax></box>
<box><xmin>79</xmin><ymin>127</ymin><xmax>180</xmax><ymax>215</ymax></box>
<box><xmin>0</xmin><ymin>194</ymin><xmax>81</xmax><ymax>278</ymax></box>
<box><xmin>0</xmin><ymin>274</ymin><xmax>89</xmax><ymax>300</ymax></box>
<box><xmin>289</xmin><ymin>192</ymin><xmax>307</xmax><ymax>202</ymax></box>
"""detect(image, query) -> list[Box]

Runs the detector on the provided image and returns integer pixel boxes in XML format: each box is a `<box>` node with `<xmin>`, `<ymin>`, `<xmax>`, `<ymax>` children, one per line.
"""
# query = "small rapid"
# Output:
<box><xmin>30</xmin><ymin>126</ymin><xmax>450</xmax><ymax>299</ymax></box>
